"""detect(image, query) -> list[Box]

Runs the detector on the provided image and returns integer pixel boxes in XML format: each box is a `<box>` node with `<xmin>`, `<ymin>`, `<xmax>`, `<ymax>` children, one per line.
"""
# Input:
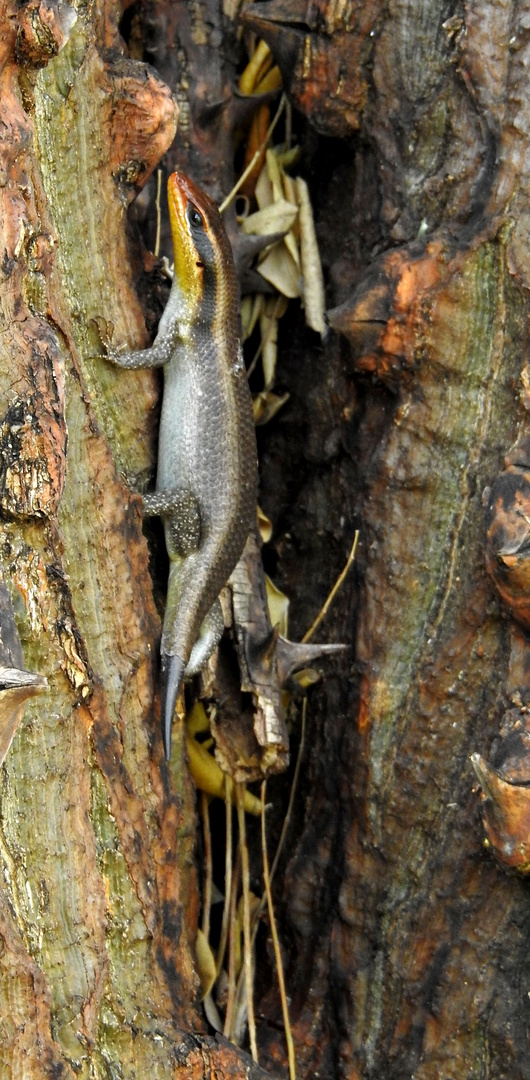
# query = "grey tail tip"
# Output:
<box><xmin>160</xmin><ymin>653</ymin><xmax>186</xmax><ymax>761</ymax></box>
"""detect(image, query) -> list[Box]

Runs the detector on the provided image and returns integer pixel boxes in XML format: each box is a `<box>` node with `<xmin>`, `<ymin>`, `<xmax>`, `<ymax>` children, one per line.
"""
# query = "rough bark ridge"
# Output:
<box><xmin>246</xmin><ymin>1</ymin><xmax>530</xmax><ymax>1078</ymax></box>
<box><xmin>3</xmin><ymin>0</ymin><xmax>530</xmax><ymax>1076</ymax></box>
<box><xmin>0</xmin><ymin>0</ymin><xmax>277</xmax><ymax>1076</ymax></box>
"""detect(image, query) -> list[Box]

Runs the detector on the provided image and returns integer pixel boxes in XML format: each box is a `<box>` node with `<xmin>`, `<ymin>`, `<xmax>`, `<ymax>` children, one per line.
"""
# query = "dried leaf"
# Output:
<box><xmin>265</xmin><ymin>575</ymin><xmax>290</xmax><ymax>636</ymax></box>
<box><xmin>239</xmin><ymin>39</ymin><xmax>273</xmax><ymax>95</ymax></box>
<box><xmin>196</xmin><ymin>928</ymin><xmax>217</xmax><ymax>999</ymax></box>
<box><xmin>284</xmin><ymin>227</ymin><xmax>301</xmax><ymax>271</ymax></box>
<box><xmin>257</xmin><ymin>505</ymin><xmax>273</xmax><ymax>543</ymax></box>
<box><xmin>203</xmin><ymin>992</ymin><xmax>223</xmax><ymax>1032</ymax></box>
<box><xmin>292</xmin><ymin>667</ymin><xmax>322</xmax><ymax>688</ymax></box>
<box><xmin>238</xmin><ymin>891</ymin><xmax>261</xmax><ymax>922</ymax></box>
<box><xmin>262</xmin><ymin>332</ymin><xmax>277</xmax><ymax>389</ymax></box>
<box><xmin>256</xmin><ymin>165</ymin><xmax>273</xmax><ymax>210</ymax></box>
<box><xmin>259</xmin><ymin>300</ymin><xmax>280</xmax><ymax>388</ymax></box>
<box><xmin>187</xmin><ymin>700</ymin><xmax>211</xmax><ymax>736</ymax></box>
<box><xmin>266</xmin><ymin>148</ymin><xmax>284</xmax><ymax>203</ymax></box>
<box><xmin>282</xmin><ymin>170</ymin><xmax>298</xmax><ymax>211</ymax></box>
<box><xmin>240</xmin><ymin>296</ymin><xmax>253</xmax><ymax>342</ymax></box>
<box><xmin>186</xmin><ymin>719</ymin><xmax>263</xmax><ymax>815</ymax></box>
<box><xmin>241</xmin><ymin>199</ymin><xmax>298</xmax><ymax>238</ymax></box>
<box><xmin>258</xmin><ymin>243</ymin><xmax>300</xmax><ymax>298</ymax></box>
<box><xmin>279</xmin><ymin>175</ymin><xmax>301</xmax><ymax>267</ymax></box>
<box><xmin>240</xmin><ymin>104</ymin><xmax>270</xmax><ymax>200</ymax></box>
<box><xmin>253</xmin><ymin>390</ymin><xmax>290</xmax><ymax>426</ymax></box>
<box><xmin>255</xmin><ymin>64</ymin><xmax>282</xmax><ymax>95</ymax></box>
<box><xmin>295</xmin><ymin>176</ymin><xmax>326</xmax><ymax>335</ymax></box>
<box><xmin>277</xmin><ymin>146</ymin><xmax>301</xmax><ymax>170</ymax></box>
<box><xmin>241</xmin><ymin>293</ymin><xmax>264</xmax><ymax>343</ymax></box>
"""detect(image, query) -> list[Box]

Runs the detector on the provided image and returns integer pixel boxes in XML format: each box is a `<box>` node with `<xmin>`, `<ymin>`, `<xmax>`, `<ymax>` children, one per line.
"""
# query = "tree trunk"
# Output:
<box><xmin>2</xmin><ymin>0</ymin><xmax>530</xmax><ymax>1078</ymax></box>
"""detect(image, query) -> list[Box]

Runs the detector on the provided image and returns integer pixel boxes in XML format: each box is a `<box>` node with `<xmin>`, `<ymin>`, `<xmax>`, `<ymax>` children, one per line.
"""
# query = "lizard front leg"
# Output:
<box><xmin>104</xmin><ymin>310</ymin><xmax>182</xmax><ymax>370</ymax></box>
<box><xmin>105</xmin><ymin>339</ymin><xmax>173</xmax><ymax>370</ymax></box>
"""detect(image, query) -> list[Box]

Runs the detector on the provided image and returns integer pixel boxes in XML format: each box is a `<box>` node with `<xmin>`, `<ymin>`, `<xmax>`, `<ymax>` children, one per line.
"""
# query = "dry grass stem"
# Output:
<box><xmin>201</xmin><ymin>791</ymin><xmax>213</xmax><ymax>943</ymax></box>
<box><xmin>247</xmin><ymin>294</ymin><xmax>286</xmax><ymax>379</ymax></box>
<box><xmin>223</xmin><ymin>855</ymin><xmax>241</xmax><ymax>1039</ymax></box>
<box><xmin>217</xmin><ymin>779</ymin><xmax>233</xmax><ymax>975</ymax></box>
<box><xmin>261</xmin><ymin>780</ymin><xmax>297</xmax><ymax>1080</ymax></box>
<box><xmin>237</xmin><ymin>783</ymin><xmax>259</xmax><ymax>1061</ymax></box>
<box><xmin>302</xmin><ymin>531</ymin><xmax>359</xmax><ymax>644</ymax></box>
<box><xmin>243</xmin><ymin>697</ymin><xmax>308</xmax><ymax>960</ymax></box>
<box><xmin>270</xmin><ymin>698</ymin><xmax>307</xmax><ymax>885</ymax></box>
<box><xmin>219</xmin><ymin>95</ymin><xmax>286</xmax><ymax>214</ymax></box>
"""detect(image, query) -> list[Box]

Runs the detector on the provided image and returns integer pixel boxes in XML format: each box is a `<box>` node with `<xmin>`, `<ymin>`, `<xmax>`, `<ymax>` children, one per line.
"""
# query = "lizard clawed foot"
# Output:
<box><xmin>89</xmin><ymin>316</ymin><xmax>118</xmax><ymax>360</ymax></box>
<box><xmin>160</xmin><ymin>652</ymin><xmax>186</xmax><ymax>760</ymax></box>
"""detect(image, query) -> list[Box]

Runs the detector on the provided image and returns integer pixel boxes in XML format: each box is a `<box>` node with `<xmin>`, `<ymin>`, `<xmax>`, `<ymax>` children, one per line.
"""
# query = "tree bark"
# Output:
<box><xmin>0</xmin><ymin>0</ymin><xmax>274</xmax><ymax>1075</ymax></box>
<box><xmin>3</xmin><ymin>0</ymin><xmax>530</xmax><ymax>1078</ymax></box>
<box><xmin>247</xmin><ymin>2</ymin><xmax>530</xmax><ymax>1078</ymax></box>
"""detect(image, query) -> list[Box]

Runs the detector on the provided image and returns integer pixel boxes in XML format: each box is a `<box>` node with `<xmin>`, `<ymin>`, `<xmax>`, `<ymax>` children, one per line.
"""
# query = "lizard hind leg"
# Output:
<box><xmin>142</xmin><ymin>489</ymin><xmax>202</xmax><ymax>556</ymax></box>
<box><xmin>185</xmin><ymin>598</ymin><xmax>225</xmax><ymax>677</ymax></box>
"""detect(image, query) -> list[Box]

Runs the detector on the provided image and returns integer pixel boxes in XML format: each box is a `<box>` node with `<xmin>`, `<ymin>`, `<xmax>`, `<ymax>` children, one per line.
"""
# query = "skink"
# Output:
<box><xmin>107</xmin><ymin>171</ymin><xmax>257</xmax><ymax>759</ymax></box>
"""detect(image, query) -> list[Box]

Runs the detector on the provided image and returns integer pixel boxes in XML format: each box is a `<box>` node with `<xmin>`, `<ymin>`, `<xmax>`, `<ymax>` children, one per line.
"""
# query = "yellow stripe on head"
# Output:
<box><xmin>167</xmin><ymin>172</ymin><xmax>205</xmax><ymax>318</ymax></box>
<box><xmin>167</xmin><ymin>171</ymin><xmax>237</xmax><ymax>331</ymax></box>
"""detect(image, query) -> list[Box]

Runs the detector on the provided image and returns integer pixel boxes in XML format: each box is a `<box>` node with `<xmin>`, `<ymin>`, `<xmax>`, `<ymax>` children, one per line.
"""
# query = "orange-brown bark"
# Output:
<box><xmin>0</xmin><ymin>0</ymin><xmax>281</xmax><ymax>1075</ymax></box>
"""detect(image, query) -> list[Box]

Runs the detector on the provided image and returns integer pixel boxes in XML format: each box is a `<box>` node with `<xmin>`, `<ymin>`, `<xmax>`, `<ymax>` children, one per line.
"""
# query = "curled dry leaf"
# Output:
<box><xmin>227</xmin><ymin>533</ymin><xmax>290</xmax><ymax>777</ymax></box>
<box><xmin>253</xmin><ymin>390</ymin><xmax>290</xmax><ymax>425</ymax></box>
<box><xmin>258</xmin><ymin>242</ymin><xmax>300</xmax><ymax>298</ymax></box>
<box><xmin>186</xmin><ymin>703</ymin><xmax>263</xmax><ymax>815</ymax></box>
<box><xmin>295</xmin><ymin>176</ymin><xmax>326</xmax><ymax>335</ymax></box>
<box><xmin>241</xmin><ymin>293</ymin><xmax>264</xmax><ymax>343</ymax></box>
<box><xmin>266</xmin><ymin>147</ymin><xmax>284</xmax><ymax>202</ymax></box>
<box><xmin>260</xmin><ymin>298</ymin><xmax>280</xmax><ymax>387</ymax></box>
<box><xmin>265</xmin><ymin>575</ymin><xmax>289</xmax><ymax>636</ymax></box>
<box><xmin>241</xmin><ymin>199</ymin><xmax>298</xmax><ymax>238</ymax></box>
<box><xmin>239</xmin><ymin>38</ymin><xmax>274</xmax><ymax>95</ymax></box>
<box><xmin>196</xmin><ymin>928</ymin><xmax>217</xmax><ymax>999</ymax></box>
<box><xmin>238</xmin><ymin>40</ymin><xmax>282</xmax><ymax>199</ymax></box>
<box><xmin>256</xmin><ymin>164</ymin><xmax>273</xmax><ymax>209</ymax></box>
<box><xmin>254</xmin><ymin>65</ymin><xmax>282</xmax><ymax>95</ymax></box>
<box><xmin>258</xmin><ymin>294</ymin><xmax>289</xmax><ymax>388</ymax></box>
<box><xmin>257</xmin><ymin>505</ymin><xmax>273</xmax><ymax>543</ymax></box>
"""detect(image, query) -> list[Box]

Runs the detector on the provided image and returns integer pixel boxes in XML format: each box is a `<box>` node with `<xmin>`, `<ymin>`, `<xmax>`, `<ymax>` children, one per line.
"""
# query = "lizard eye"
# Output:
<box><xmin>189</xmin><ymin>206</ymin><xmax>204</xmax><ymax>229</ymax></box>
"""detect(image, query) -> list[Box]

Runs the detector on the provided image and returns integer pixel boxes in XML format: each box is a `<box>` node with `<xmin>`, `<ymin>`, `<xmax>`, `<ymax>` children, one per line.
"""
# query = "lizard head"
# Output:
<box><xmin>167</xmin><ymin>171</ymin><xmax>236</xmax><ymax>327</ymax></box>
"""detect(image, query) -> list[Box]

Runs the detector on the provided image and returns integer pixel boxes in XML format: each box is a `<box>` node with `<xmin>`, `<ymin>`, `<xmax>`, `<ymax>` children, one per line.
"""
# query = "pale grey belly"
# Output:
<box><xmin>155</xmin><ymin>357</ymin><xmax>237</xmax><ymax>532</ymax></box>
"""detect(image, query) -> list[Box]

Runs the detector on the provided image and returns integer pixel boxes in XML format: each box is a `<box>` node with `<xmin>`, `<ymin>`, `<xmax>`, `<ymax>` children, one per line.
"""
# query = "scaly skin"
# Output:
<box><xmin>107</xmin><ymin>172</ymin><xmax>257</xmax><ymax>758</ymax></box>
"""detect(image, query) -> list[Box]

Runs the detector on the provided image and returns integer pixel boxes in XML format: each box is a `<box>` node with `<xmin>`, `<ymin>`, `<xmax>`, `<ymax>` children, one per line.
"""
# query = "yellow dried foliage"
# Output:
<box><xmin>196</xmin><ymin>928</ymin><xmax>217</xmax><ymax>998</ymax></box>
<box><xmin>257</xmin><ymin>505</ymin><xmax>273</xmax><ymax>543</ymax></box>
<box><xmin>252</xmin><ymin>390</ymin><xmax>290</xmax><ymax>426</ymax></box>
<box><xmin>186</xmin><ymin>703</ymin><xmax>262</xmax><ymax>815</ymax></box>
<box><xmin>264</xmin><ymin>574</ymin><xmax>290</xmax><ymax>636</ymax></box>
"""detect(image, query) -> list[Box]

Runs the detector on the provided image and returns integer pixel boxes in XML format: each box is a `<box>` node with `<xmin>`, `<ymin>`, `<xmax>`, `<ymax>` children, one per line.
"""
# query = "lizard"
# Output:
<box><xmin>106</xmin><ymin>171</ymin><xmax>257</xmax><ymax>760</ymax></box>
